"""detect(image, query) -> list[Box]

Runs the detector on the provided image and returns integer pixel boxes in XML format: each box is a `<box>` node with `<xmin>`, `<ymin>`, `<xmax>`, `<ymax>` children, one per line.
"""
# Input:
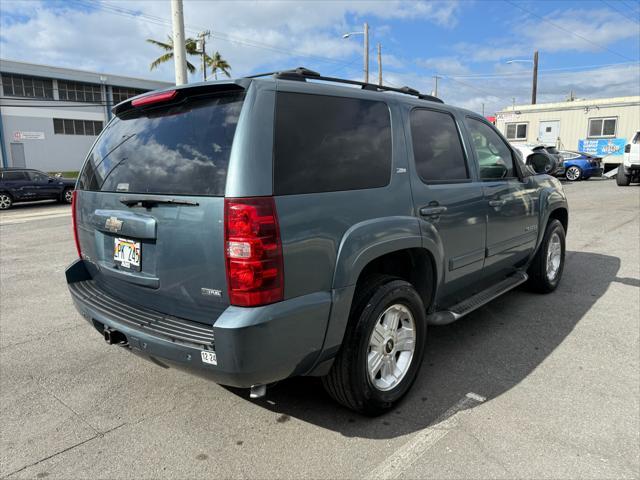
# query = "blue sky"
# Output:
<box><xmin>1</xmin><ymin>0</ymin><xmax>639</xmax><ymax>114</ymax></box>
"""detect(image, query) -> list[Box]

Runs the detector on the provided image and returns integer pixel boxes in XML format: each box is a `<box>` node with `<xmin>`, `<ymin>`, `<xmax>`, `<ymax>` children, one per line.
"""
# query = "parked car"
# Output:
<box><xmin>558</xmin><ymin>151</ymin><xmax>603</xmax><ymax>181</ymax></box>
<box><xmin>66</xmin><ymin>68</ymin><xmax>568</xmax><ymax>415</ymax></box>
<box><xmin>0</xmin><ymin>168</ymin><xmax>75</xmax><ymax>210</ymax></box>
<box><xmin>617</xmin><ymin>130</ymin><xmax>640</xmax><ymax>186</ymax></box>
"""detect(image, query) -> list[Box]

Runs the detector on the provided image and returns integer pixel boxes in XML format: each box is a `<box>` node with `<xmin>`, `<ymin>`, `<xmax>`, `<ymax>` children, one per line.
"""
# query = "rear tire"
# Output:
<box><xmin>0</xmin><ymin>193</ymin><xmax>13</xmax><ymax>210</ymax></box>
<box><xmin>61</xmin><ymin>188</ymin><xmax>74</xmax><ymax>204</ymax></box>
<box><xmin>322</xmin><ymin>275</ymin><xmax>427</xmax><ymax>416</ymax></box>
<box><xmin>527</xmin><ymin>219</ymin><xmax>565</xmax><ymax>293</ymax></box>
<box><xmin>565</xmin><ymin>165</ymin><xmax>582</xmax><ymax>181</ymax></box>
<box><xmin>616</xmin><ymin>167</ymin><xmax>631</xmax><ymax>186</ymax></box>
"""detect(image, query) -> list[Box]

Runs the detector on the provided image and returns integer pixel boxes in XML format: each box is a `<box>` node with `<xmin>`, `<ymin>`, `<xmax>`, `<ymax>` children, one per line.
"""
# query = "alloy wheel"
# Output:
<box><xmin>546</xmin><ymin>232</ymin><xmax>562</xmax><ymax>281</ymax></box>
<box><xmin>367</xmin><ymin>304</ymin><xmax>416</xmax><ymax>391</ymax></box>
<box><xmin>0</xmin><ymin>194</ymin><xmax>11</xmax><ymax>210</ymax></box>
<box><xmin>64</xmin><ymin>189</ymin><xmax>74</xmax><ymax>203</ymax></box>
<box><xmin>566</xmin><ymin>166</ymin><xmax>581</xmax><ymax>181</ymax></box>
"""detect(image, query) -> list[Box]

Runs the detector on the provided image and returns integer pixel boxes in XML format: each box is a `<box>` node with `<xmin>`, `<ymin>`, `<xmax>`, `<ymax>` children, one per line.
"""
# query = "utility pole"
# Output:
<box><xmin>482</xmin><ymin>103</ymin><xmax>485</xmax><ymax>116</ymax></box>
<box><xmin>363</xmin><ymin>22</ymin><xmax>369</xmax><ymax>83</ymax></box>
<box><xmin>170</xmin><ymin>0</ymin><xmax>188</xmax><ymax>85</ymax></box>
<box><xmin>433</xmin><ymin>75</ymin><xmax>441</xmax><ymax>97</ymax></box>
<box><xmin>197</xmin><ymin>30</ymin><xmax>211</xmax><ymax>81</ymax></box>
<box><xmin>377</xmin><ymin>43</ymin><xmax>382</xmax><ymax>86</ymax></box>
<box><xmin>531</xmin><ymin>50</ymin><xmax>539</xmax><ymax>104</ymax></box>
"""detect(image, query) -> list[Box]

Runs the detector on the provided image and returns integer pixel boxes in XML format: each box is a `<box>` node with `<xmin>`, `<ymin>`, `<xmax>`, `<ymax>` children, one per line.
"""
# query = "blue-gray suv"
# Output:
<box><xmin>66</xmin><ymin>68</ymin><xmax>568</xmax><ymax>415</ymax></box>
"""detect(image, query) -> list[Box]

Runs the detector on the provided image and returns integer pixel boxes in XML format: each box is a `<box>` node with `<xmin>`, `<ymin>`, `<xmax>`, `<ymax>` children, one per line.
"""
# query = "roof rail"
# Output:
<box><xmin>247</xmin><ymin>67</ymin><xmax>444</xmax><ymax>104</ymax></box>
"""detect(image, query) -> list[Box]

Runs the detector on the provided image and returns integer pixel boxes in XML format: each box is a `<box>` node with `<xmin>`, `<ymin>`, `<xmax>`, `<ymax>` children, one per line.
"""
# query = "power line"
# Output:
<box><xmin>601</xmin><ymin>0</ymin><xmax>640</xmax><ymax>25</ymax></box>
<box><xmin>444</xmin><ymin>61</ymin><xmax>640</xmax><ymax>79</ymax></box>
<box><xmin>504</xmin><ymin>0</ymin><xmax>634</xmax><ymax>61</ymax></box>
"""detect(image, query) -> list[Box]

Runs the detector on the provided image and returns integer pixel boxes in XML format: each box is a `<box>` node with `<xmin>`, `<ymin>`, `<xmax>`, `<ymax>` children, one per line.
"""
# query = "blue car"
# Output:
<box><xmin>559</xmin><ymin>150</ymin><xmax>603</xmax><ymax>181</ymax></box>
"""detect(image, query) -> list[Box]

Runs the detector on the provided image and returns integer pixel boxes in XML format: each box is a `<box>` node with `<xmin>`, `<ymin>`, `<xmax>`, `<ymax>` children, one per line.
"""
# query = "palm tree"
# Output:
<box><xmin>207</xmin><ymin>51</ymin><xmax>232</xmax><ymax>80</ymax></box>
<box><xmin>147</xmin><ymin>35</ymin><xmax>203</xmax><ymax>74</ymax></box>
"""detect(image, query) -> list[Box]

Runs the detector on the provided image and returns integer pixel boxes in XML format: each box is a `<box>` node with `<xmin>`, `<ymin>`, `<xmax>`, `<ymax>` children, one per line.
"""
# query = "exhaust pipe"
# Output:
<box><xmin>103</xmin><ymin>328</ymin><xmax>128</xmax><ymax>346</ymax></box>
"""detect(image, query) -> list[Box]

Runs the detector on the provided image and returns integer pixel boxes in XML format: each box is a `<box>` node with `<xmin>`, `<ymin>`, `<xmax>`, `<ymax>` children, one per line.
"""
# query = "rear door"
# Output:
<box><xmin>407</xmin><ymin>107</ymin><xmax>486</xmax><ymax>305</ymax></box>
<box><xmin>75</xmin><ymin>87</ymin><xmax>246</xmax><ymax>325</ymax></box>
<box><xmin>2</xmin><ymin>170</ymin><xmax>32</xmax><ymax>200</ymax></box>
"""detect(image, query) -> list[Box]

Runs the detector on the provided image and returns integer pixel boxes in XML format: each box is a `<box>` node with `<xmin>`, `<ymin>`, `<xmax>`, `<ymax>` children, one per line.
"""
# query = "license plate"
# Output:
<box><xmin>114</xmin><ymin>237</ymin><xmax>141</xmax><ymax>270</ymax></box>
<box><xmin>201</xmin><ymin>350</ymin><xmax>217</xmax><ymax>365</ymax></box>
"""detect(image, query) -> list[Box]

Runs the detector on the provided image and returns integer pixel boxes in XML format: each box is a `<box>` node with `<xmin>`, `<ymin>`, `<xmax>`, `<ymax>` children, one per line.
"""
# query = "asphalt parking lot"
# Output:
<box><xmin>1</xmin><ymin>179</ymin><xmax>638</xmax><ymax>479</ymax></box>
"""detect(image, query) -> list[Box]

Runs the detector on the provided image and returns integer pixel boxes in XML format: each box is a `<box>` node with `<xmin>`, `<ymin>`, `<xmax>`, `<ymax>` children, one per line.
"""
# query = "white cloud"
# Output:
<box><xmin>519</xmin><ymin>8</ymin><xmax>639</xmax><ymax>54</ymax></box>
<box><xmin>0</xmin><ymin>0</ymin><xmax>461</xmax><ymax>82</ymax></box>
<box><xmin>417</xmin><ymin>56</ymin><xmax>470</xmax><ymax>75</ymax></box>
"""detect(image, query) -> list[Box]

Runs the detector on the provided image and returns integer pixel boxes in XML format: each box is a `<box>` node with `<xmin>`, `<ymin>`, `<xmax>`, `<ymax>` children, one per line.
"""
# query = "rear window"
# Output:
<box><xmin>274</xmin><ymin>92</ymin><xmax>391</xmax><ymax>195</ymax></box>
<box><xmin>1</xmin><ymin>171</ymin><xmax>27</xmax><ymax>180</ymax></box>
<box><xmin>78</xmin><ymin>92</ymin><xmax>244</xmax><ymax>196</ymax></box>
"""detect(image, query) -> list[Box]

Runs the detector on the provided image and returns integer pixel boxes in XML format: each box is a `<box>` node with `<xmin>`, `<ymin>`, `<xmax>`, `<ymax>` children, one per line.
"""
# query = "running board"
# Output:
<box><xmin>427</xmin><ymin>272</ymin><xmax>528</xmax><ymax>325</ymax></box>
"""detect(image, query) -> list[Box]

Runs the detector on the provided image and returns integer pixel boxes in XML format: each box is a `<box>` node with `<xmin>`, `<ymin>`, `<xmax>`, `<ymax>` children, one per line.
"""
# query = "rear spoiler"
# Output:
<box><xmin>112</xmin><ymin>80</ymin><xmax>250</xmax><ymax>118</ymax></box>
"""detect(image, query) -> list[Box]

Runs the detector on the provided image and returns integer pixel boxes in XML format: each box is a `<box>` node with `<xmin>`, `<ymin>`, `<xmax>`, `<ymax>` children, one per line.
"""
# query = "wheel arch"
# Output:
<box><xmin>309</xmin><ymin>216</ymin><xmax>441</xmax><ymax>376</ymax></box>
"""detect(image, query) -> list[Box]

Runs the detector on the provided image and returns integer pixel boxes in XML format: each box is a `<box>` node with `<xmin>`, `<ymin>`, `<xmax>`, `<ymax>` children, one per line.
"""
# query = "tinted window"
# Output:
<box><xmin>27</xmin><ymin>171</ymin><xmax>48</xmax><ymax>182</ymax></box>
<box><xmin>466</xmin><ymin>118</ymin><xmax>515</xmax><ymax>179</ymax></box>
<box><xmin>410</xmin><ymin>109</ymin><xmax>468</xmax><ymax>182</ymax></box>
<box><xmin>2</xmin><ymin>171</ymin><xmax>27</xmax><ymax>180</ymax></box>
<box><xmin>78</xmin><ymin>92</ymin><xmax>244</xmax><ymax>196</ymax></box>
<box><xmin>274</xmin><ymin>93</ymin><xmax>391</xmax><ymax>195</ymax></box>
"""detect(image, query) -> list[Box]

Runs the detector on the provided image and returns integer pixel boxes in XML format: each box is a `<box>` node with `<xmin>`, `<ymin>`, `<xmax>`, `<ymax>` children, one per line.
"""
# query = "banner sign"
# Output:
<box><xmin>13</xmin><ymin>131</ymin><xmax>45</xmax><ymax>141</ymax></box>
<box><xmin>578</xmin><ymin>138</ymin><xmax>626</xmax><ymax>157</ymax></box>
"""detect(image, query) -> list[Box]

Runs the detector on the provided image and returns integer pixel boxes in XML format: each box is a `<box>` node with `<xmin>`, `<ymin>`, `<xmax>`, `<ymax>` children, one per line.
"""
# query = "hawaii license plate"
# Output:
<box><xmin>114</xmin><ymin>237</ymin><xmax>141</xmax><ymax>271</ymax></box>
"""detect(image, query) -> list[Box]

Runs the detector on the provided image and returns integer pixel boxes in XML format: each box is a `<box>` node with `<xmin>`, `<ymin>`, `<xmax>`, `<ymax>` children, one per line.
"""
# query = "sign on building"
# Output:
<box><xmin>578</xmin><ymin>138</ymin><xmax>626</xmax><ymax>157</ymax></box>
<box><xmin>13</xmin><ymin>131</ymin><xmax>45</xmax><ymax>141</ymax></box>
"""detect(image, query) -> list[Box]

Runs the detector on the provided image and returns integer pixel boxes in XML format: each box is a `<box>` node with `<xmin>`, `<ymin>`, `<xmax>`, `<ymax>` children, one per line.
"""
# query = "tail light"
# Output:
<box><xmin>131</xmin><ymin>90</ymin><xmax>177</xmax><ymax>107</ymax></box>
<box><xmin>71</xmin><ymin>190</ymin><xmax>82</xmax><ymax>258</ymax></box>
<box><xmin>224</xmin><ymin>197</ymin><xmax>284</xmax><ymax>307</ymax></box>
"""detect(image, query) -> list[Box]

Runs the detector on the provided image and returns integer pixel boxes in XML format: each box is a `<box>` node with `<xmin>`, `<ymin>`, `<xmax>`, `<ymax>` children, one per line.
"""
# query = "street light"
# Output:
<box><xmin>342</xmin><ymin>22</ymin><xmax>369</xmax><ymax>83</ymax></box>
<box><xmin>506</xmin><ymin>50</ymin><xmax>539</xmax><ymax>105</ymax></box>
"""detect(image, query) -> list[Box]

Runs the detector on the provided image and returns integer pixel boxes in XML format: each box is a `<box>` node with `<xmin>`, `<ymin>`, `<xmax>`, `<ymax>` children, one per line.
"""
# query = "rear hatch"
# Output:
<box><xmin>74</xmin><ymin>85</ymin><xmax>246</xmax><ymax>325</ymax></box>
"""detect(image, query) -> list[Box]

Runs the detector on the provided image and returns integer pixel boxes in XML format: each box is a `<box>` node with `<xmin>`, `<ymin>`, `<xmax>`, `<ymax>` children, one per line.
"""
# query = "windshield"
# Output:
<box><xmin>77</xmin><ymin>91</ymin><xmax>245</xmax><ymax>196</ymax></box>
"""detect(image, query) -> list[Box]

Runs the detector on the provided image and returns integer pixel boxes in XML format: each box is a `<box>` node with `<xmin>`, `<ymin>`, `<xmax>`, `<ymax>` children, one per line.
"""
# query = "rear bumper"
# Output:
<box><xmin>66</xmin><ymin>259</ymin><xmax>331</xmax><ymax>388</ymax></box>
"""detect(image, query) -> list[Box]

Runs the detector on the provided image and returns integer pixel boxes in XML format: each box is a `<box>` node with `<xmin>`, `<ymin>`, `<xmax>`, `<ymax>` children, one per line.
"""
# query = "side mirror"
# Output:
<box><xmin>527</xmin><ymin>152</ymin><xmax>556</xmax><ymax>175</ymax></box>
<box><xmin>48</xmin><ymin>178</ymin><xmax>55</xmax><ymax>183</ymax></box>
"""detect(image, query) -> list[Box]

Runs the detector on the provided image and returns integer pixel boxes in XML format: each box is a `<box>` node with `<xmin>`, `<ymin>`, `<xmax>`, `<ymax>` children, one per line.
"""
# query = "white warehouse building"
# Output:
<box><xmin>0</xmin><ymin>59</ymin><xmax>171</xmax><ymax>172</ymax></box>
<box><xmin>495</xmin><ymin>95</ymin><xmax>640</xmax><ymax>167</ymax></box>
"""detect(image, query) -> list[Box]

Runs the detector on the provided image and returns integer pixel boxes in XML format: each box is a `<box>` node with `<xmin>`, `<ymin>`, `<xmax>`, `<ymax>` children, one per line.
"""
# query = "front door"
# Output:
<box><xmin>27</xmin><ymin>171</ymin><xmax>59</xmax><ymax>199</ymax></box>
<box><xmin>407</xmin><ymin>107</ymin><xmax>486</xmax><ymax>306</ymax></box>
<box><xmin>538</xmin><ymin>120</ymin><xmax>559</xmax><ymax>146</ymax></box>
<box><xmin>465</xmin><ymin>117</ymin><xmax>538</xmax><ymax>278</ymax></box>
<box><xmin>10</xmin><ymin>143</ymin><xmax>26</xmax><ymax>168</ymax></box>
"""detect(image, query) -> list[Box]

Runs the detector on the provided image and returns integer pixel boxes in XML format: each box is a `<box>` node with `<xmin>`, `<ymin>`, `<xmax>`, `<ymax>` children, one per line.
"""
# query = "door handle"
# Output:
<box><xmin>489</xmin><ymin>199</ymin><xmax>506</xmax><ymax>207</ymax></box>
<box><xmin>420</xmin><ymin>206</ymin><xmax>448</xmax><ymax>216</ymax></box>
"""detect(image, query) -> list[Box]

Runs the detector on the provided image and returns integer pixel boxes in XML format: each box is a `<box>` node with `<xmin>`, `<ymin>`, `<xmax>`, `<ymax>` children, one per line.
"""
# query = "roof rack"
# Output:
<box><xmin>247</xmin><ymin>67</ymin><xmax>444</xmax><ymax>104</ymax></box>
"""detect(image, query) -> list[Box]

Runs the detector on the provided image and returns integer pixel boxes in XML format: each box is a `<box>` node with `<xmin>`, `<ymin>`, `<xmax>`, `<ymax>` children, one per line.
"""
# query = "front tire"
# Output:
<box><xmin>527</xmin><ymin>219</ymin><xmax>565</xmax><ymax>293</ymax></box>
<box><xmin>565</xmin><ymin>165</ymin><xmax>582</xmax><ymax>181</ymax></box>
<box><xmin>322</xmin><ymin>275</ymin><xmax>427</xmax><ymax>415</ymax></box>
<box><xmin>0</xmin><ymin>193</ymin><xmax>13</xmax><ymax>210</ymax></box>
<box><xmin>616</xmin><ymin>166</ymin><xmax>631</xmax><ymax>186</ymax></box>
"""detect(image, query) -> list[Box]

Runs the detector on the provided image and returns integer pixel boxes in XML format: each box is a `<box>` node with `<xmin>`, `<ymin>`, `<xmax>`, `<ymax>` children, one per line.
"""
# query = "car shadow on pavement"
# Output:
<box><xmin>233</xmin><ymin>251</ymin><xmax>620</xmax><ymax>439</ymax></box>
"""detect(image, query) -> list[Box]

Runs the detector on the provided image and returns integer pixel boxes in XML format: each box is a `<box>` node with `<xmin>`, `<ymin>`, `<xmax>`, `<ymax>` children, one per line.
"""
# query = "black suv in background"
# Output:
<box><xmin>0</xmin><ymin>168</ymin><xmax>76</xmax><ymax>209</ymax></box>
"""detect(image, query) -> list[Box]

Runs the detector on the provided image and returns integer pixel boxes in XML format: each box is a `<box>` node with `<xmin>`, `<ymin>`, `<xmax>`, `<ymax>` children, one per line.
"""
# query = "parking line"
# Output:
<box><xmin>0</xmin><ymin>212</ymin><xmax>71</xmax><ymax>225</ymax></box>
<box><xmin>365</xmin><ymin>392</ymin><xmax>486</xmax><ymax>480</ymax></box>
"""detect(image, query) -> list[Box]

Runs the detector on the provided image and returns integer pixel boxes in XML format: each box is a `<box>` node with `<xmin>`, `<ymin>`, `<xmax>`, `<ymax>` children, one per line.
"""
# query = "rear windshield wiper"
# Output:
<box><xmin>119</xmin><ymin>196</ymin><xmax>200</xmax><ymax>208</ymax></box>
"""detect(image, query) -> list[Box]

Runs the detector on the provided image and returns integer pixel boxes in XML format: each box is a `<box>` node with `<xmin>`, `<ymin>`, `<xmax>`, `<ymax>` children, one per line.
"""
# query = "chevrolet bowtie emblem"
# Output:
<box><xmin>105</xmin><ymin>216</ymin><xmax>123</xmax><ymax>233</ymax></box>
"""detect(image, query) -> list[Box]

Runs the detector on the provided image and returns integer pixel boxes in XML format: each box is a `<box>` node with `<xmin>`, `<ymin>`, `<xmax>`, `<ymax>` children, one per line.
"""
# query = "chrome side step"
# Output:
<box><xmin>427</xmin><ymin>272</ymin><xmax>528</xmax><ymax>325</ymax></box>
